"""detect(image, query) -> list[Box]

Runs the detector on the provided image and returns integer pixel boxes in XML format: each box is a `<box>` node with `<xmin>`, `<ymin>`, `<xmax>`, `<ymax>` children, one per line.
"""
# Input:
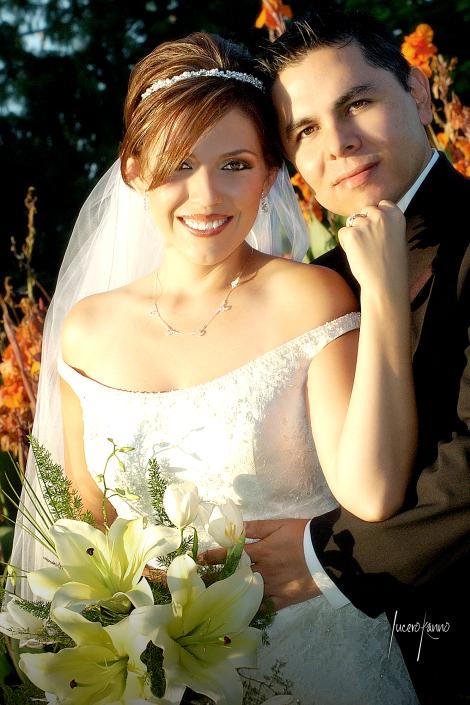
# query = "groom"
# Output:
<box><xmin>239</xmin><ymin>9</ymin><xmax>469</xmax><ymax>705</ymax></box>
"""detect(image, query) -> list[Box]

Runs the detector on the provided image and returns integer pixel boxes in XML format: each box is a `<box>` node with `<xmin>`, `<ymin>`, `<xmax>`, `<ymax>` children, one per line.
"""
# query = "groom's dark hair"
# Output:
<box><xmin>260</xmin><ymin>7</ymin><xmax>412</xmax><ymax>92</ymax></box>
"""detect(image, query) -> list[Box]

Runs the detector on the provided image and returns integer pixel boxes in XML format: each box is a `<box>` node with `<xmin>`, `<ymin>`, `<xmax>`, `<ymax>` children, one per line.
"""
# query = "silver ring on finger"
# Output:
<box><xmin>346</xmin><ymin>212</ymin><xmax>368</xmax><ymax>227</ymax></box>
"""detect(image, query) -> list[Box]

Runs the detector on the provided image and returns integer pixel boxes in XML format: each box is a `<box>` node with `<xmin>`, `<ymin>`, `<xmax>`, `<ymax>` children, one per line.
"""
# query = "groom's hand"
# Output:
<box><xmin>244</xmin><ymin>519</ymin><xmax>320</xmax><ymax>609</ymax></box>
<box><xmin>199</xmin><ymin>518</ymin><xmax>321</xmax><ymax>610</ymax></box>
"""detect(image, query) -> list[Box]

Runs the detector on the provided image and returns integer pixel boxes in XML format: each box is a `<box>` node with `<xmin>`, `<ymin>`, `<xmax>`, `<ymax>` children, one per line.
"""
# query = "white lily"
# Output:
<box><xmin>0</xmin><ymin>598</ymin><xmax>45</xmax><ymax>642</ymax></box>
<box><xmin>131</xmin><ymin>554</ymin><xmax>263</xmax><ymax>705</ymax></box>
<box><xmin>19</xmin><ymin>607</ymin><xmax>158</xmax><ymax>705</ymax></box>
<box><xmin>207</xmin><ymin>499</ymin><xmax>244</xmax><ymax>549</ymax></box>
<box><xmin>27</xmin><ymin>517</ymin><xmax>181</xmax><ymax>613</ymax></box>
<box><xmin>163</xmin><ymin>481</ymin><xmax>200</xmax><ymax>530</ymax></box>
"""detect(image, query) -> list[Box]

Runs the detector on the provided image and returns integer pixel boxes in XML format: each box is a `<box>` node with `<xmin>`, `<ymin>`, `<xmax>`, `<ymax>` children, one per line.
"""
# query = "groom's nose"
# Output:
<box><xmin>324</xmin><ymin>119</ymin><xmax>361</xmax><ymax>160</ymax></box>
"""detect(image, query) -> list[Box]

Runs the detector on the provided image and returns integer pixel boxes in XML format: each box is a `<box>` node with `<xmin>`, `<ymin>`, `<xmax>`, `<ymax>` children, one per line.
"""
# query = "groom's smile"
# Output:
<box><xmin>272</xmin><ymin>41</ymin><xmax>433</xmax><ymax>216</ymax></box>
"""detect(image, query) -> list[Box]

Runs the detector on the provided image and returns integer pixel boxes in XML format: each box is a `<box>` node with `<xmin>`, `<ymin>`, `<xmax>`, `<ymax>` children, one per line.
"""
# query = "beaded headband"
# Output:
<box><xmin>141</xmin><ymin>68</ymin><xmax>265</xmax><ymax>100</ymax></box>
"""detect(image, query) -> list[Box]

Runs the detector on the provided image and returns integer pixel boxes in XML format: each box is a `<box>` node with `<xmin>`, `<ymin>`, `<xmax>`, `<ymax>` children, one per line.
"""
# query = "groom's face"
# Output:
<box><xmin>272</xmin><ymin>42</ymin><xmax>433</xmax><ymax>216</ymax></box>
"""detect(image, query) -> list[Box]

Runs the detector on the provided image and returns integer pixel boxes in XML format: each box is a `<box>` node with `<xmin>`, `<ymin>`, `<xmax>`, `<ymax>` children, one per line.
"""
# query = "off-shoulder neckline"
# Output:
<box><xmin>58</xmin><ymin>311</ymin><xmax>359</xmax><ymax>398</ymax></box>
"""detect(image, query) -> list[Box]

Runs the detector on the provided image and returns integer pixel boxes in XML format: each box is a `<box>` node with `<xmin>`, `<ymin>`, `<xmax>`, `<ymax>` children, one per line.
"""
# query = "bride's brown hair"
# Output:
<box><xmin>120</xmin><ymin>33</ymin><xmax>283</xmax><ymax>189</ymax></box>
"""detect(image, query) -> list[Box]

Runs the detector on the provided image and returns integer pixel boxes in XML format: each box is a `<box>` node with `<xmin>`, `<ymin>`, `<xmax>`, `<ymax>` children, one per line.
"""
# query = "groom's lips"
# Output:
<box><xmin>333</xmin><ymin>160</ymin><xmax>380</xmax><ymax>189</ymax></box>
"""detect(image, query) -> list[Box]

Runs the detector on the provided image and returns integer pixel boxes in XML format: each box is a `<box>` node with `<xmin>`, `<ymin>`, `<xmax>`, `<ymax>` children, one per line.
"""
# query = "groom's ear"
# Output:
<box><xmin>408</xmin><ymin>67</ymin><xmax>433</xmax><ymax>126</ymax></box>
<box><xmin>125</xmin><ymin>157</ymin><xmax>148</xmax><ymax>193</ymax></box>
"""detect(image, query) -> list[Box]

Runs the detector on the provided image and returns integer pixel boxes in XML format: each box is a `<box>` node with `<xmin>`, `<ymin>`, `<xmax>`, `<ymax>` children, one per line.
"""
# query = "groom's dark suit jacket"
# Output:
<box><xmin>313</xmin><ymin>154</ymin><xmax>470</xmax><ymax>705</ymax></box>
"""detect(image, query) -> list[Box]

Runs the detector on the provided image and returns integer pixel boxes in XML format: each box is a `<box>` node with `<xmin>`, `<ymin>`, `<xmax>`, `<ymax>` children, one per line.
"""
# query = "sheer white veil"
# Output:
<box><xmin>8</xmin><ymin>158</ymin><xmax>309</xmax><ymax>600</ymax></box>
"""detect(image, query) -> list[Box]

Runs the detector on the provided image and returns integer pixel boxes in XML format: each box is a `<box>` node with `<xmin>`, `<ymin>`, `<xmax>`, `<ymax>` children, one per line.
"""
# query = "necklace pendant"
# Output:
<box><xmin>219</xmin><ymin>303</ymin><xmax>231</xmax><ymax>312</ymax></box>
<box><xmin>198</xmin><ymin>329</ymin><xmax>206</xmax><ymax>337</ymax></box>
<box><xmin>165</xmin><ymin>328</ymin><xmax>176</xmax><ymax>336</ymax></box>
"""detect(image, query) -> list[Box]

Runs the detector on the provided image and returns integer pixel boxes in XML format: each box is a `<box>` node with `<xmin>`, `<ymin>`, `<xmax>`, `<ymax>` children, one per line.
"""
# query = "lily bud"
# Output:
<box><xmin>163</xmin><ymin>481</ymin><xmax>200</xmax><ymax>530</ymax></box>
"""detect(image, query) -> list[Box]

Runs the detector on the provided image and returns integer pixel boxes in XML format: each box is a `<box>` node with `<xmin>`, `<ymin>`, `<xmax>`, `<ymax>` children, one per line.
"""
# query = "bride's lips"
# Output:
<box><xmin>333</xmin><ymin>161</ymin><xmax>380</xmax><ymax>190</ymax></box>
<box><xmin>177</xmin><ymin>214</ymin><xmax>233</xmax><ymax>237</ymax></box>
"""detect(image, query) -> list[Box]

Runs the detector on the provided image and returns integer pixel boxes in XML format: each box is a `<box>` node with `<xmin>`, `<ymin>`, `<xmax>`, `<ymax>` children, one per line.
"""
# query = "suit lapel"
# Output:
<box><xmin>406</xmin><ymin>217</ymin><xmax>439</xmax><ymax>355</ymax></box>
<box><xmin>404</xmin><ymin>154</ymin><xmax>460</xmax><ymax>356</ymax></box>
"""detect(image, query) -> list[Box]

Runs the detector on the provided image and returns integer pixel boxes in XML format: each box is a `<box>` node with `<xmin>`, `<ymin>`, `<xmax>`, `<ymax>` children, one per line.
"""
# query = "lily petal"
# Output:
<box><xmin>0</xmin><ymin>599</ymin><xmax>44</xmax><ymax>639</ymax></box>
<box><xmin>51</xmin><ymin>581</ymin><xmax>102</xmax><ymax>613</ymax></box>
<box><xmin>52</xmin><ymin>607</ymin><xmax>114</xmax><ymax>649</ymax></box>
<box><xmin>167</xmin><ymin>555</ymin><xmax>205</xmax><ymax>613</ymax></box>
<box><xmin>51</xmin><ymin>520</ymin><xmax>108</xmax><ymax>570</ymax></box>
<box><xmin>115</xmin><ymin>578</ymin><xmax>155</xmax><ymax>609</ymax></box>
<box><xmin>28</xmin><ymin>566</ymin><xmax>67</xmax><ymax>601</ymax></box>
<box><xmin>169</xmin><ymin>652</ymin><xmax>243</xmax><ymax>705</ymax></box>
<box><xmin>183</xmin><ymin>568</ymin><xmax>263</xmax><ymax>637</ymax></box>
<box><xmin>20</xmin><ymin>646</ymin><xmax>126</xmax><ymax>705</ymax></box>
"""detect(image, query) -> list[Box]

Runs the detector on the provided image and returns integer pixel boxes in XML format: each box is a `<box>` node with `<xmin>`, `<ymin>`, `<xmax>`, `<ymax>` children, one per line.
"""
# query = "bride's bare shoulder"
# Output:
<box><xmin>261</xmin><ymin>256</ymin><xmax>358</xmax><ymax>323</ymax></box>
<box><xmin>60</xmin><ymin>284</ymin><xmax>137</xmax><ymax>365</ymax></box>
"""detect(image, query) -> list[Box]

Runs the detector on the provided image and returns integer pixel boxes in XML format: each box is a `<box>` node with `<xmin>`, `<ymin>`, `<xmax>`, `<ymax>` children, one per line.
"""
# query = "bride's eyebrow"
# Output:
<box><xmin>219</xmin><ymin>149</ymin><xmax>259</xmax><ymax>158</ymax></box>
<box><xmin>187</xmin><ymin>148</ymin><xmax>259</xmax><ymax>163</ymax></box>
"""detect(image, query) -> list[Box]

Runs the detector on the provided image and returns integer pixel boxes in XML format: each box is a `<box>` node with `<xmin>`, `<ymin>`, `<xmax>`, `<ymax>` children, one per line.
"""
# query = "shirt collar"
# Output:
<box><xmin>397</xmin><ymin>149</ymin><xmax>439</xmax><ymax>213</ymax></box>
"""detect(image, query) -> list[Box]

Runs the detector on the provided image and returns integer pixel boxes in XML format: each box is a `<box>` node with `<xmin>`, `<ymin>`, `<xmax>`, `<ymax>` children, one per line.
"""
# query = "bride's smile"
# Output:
<box><xmin>177</xmin><ymin>214</ymin><xmax>233</xmax><ymax>237</ymax></box>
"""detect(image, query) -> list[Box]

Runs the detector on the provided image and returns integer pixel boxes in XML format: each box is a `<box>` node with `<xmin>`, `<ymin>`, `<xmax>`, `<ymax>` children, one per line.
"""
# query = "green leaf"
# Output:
<box><xmin>218</xmin><ymin>534</ymin><xmax>246</xmax><ymax>580</ymax></box>
<box><xmin>0</xmin><ymin>527</ymin><xmax>14</xmax><ymax>562</ymax></box>
<box><xmin>140</xmin><ymin>640</ymin><xmax>166</xmax><ymax>698</ymax></box>
<box><xmin>0</xmin><ymin>651</ymin><xmax>13</xmax><ymax>686</ymax></box>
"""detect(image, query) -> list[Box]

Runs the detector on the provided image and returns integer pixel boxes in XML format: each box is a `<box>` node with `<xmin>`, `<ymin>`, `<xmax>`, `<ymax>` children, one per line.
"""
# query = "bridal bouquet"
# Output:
<box><xmin>0</xmin><ymin>439</ymin><xmax>289</xmax><ymax>705</ymax></box>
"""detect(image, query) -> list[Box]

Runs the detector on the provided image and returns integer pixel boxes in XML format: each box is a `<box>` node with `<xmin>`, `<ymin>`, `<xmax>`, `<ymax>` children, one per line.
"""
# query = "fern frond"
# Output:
<box><xmin>147</xmin><ymin>458</ymin><xmax>171</xmax><ymax>526</ymax></box>
<box><xmin>29</xmin><ymin>437</ymin><xmax>94</xmax><ymax>526</ymax></box>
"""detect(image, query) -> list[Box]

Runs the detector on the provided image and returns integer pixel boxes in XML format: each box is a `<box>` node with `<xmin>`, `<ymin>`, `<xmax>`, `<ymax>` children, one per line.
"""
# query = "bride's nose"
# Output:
<box><xmin>187</xmin><ymin>168</ymin><xmax>223</xmax><ymax>207</ymax></box>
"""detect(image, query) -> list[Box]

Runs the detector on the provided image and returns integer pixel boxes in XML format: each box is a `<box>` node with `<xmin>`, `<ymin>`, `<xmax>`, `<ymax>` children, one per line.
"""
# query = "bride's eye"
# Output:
<box><xmin>177</xmin><ymin>160</ymin><xmax>192</xmax><ymax>170</ymax></box>
<box><xmin>222</xmin><ymin>159</ymin><xmax>251</xmax><ymax>171</ymax></box>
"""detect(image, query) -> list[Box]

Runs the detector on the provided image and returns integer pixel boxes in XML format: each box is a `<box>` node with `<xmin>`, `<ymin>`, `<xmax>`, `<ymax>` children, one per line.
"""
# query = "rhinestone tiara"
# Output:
<box><xmin>141</xmin><ymin>68</ymin><xmax>265</xmax><ymax>100</ymax></box>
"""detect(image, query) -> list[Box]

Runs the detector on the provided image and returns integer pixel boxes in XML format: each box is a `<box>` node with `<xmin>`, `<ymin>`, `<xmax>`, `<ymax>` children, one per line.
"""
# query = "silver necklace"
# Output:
<box><xmin>151</xmin><ymin>250</ymin><xmax>252</xmax><ymax>337</ymax></box>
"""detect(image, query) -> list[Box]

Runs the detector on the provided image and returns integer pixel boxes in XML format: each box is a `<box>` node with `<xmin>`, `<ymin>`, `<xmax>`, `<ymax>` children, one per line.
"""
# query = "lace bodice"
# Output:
<box><xmin>58</xmin><ymin>313</ymin><xmax>360</xmax><ymax>528</ymax></box>
<box><xmin>57</xmin><ymin>310</ymin><xmax>418</xmax><ymax>704</ymax></box>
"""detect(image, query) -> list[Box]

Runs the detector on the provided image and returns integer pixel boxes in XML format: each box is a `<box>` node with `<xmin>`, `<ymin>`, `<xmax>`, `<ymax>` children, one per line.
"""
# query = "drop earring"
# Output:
<box><xmin>260</xmin><ymin>193</ymin><xmax>269</xmax><ymax>213</ymax></box>
<box><xmin>143</xmin><ymin>191</ymin><xmax>149</xmax><ymax>212</ymax></box>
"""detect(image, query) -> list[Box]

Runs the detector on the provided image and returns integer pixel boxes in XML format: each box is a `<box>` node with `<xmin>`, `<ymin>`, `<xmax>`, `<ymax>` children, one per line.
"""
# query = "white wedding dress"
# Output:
<box><xmin>58</xmin><ymin>312</ymin><xmax>418</xmax><ymax>705</ymax></box>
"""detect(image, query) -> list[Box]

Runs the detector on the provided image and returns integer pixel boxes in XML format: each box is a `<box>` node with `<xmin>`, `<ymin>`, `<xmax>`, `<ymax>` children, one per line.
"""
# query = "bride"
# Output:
<box><xmin>11</xmin><ymin>32</ymin><xmax>418</xmax><ymax>704</ymax></box>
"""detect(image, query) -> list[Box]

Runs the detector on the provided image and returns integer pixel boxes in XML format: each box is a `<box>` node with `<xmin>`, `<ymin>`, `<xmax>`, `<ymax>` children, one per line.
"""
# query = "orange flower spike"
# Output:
<box><xmin>454</xmin><ymin>160</ymin><xmax>470</xmax><ymax>177</ymax></box>
<box><xmin>455</xmin><ymin>138</ymin><xmax>470</xmax><ymax>160</ymax></box>
<box><xmin>401</xmin><ymin>24</ymin><xmax>437</xmax><ymax>77</ymax></box>
<box><xmin>436</xmin><ymin>132</ymin><xmax>449</xmax><ymax>148</ymax></box>
<box><xmin>255</xmin><ymin>0</ymin><xmax>292</xmax><ymax>30</ymax></box>
<box><xmin>291</xmin><ymin>172</ymin><xmax>313</xmax><ymax>202</ymax></box>
<box><xmin>291</xmin><ymin>172</ymin><xmax>323</xmax><ymax>223</ymax></box>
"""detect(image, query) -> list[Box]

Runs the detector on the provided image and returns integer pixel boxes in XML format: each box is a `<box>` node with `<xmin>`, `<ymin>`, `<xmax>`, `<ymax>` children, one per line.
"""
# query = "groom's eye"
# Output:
<box><xmin>347</xmin><ymin>99</ymin><xmax>370</xmax><ymax>114</ymax></box>
<box><xmin>298</xmin><ymin>125</ymin><xmax>318</xmax><ymax>140</ymax></box>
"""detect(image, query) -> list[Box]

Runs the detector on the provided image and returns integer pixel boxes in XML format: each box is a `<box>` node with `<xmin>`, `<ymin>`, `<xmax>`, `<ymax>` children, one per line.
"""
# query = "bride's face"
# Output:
<box><xmin>146</xmin><ymin>108</ymin><xmax>274</xmax><ymax>265</ymax></box>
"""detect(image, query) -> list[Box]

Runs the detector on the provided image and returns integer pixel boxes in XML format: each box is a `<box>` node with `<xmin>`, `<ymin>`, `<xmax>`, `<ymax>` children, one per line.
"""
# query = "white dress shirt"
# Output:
<box><xmin>304</xmin><ymin>149</ymin><xmax>440</xmax><ymax>608</ymax></box>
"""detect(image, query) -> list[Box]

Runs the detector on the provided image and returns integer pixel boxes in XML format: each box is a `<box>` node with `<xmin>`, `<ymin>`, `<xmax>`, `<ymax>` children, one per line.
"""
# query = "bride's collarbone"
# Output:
<box><xmin>79</xmin><ymin>316</ymin><xmax>285</xmax><ymax>393</ymax></box>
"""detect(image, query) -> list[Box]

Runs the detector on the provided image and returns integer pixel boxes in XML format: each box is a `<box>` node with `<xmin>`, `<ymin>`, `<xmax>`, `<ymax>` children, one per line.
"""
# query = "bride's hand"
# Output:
<box><xmin>338</xmin><ymin>201</ymin><xmax>408</xmax><ymax>301</ymax></box>
<box><xmin>142</xmin><ymin>565</ymin><xmax>167</xmax><ymax>584</ymax></box>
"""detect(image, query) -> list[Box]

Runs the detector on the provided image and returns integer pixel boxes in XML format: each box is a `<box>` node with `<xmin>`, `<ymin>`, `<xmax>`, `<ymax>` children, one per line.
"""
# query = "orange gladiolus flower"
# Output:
<box><xmin>436</xmin><ymin>132</ymin><xmax>449</xmax><ymax>148</ymax></box>
<box><xmin>255</xmin><ymin>0</ymin><xmax>292</xmax><ymax>31</ymax></box>
<box><xmin>0</xmin><ymin>297</ymin><xmax>45</xmax><ymax>456</ymax></box>
<box><xmin>291</xmin><ymin>172</ymin><xmax>323</xmax><ymax>223</ymax></box>
<box><xmin>401</xmin><ymin>24</ymin><xmax>437</xmax><ymax>77</ymax></box>
<box><xmin>455</xmin><ymin>138</ymin><xmax>470</xmax><ymax>160</ymax></box>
